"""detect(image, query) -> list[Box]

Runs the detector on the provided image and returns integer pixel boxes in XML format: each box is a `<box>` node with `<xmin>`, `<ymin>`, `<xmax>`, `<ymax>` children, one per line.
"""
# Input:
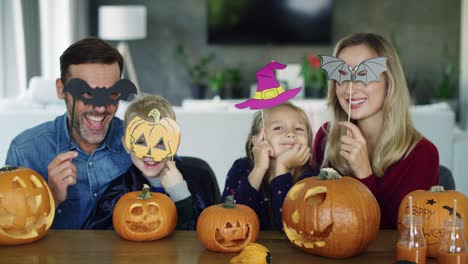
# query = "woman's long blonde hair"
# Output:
<box><xmin>322</xmin><ymin>33</ymin><xmax>421</xmax><ymax>177</ymax></box>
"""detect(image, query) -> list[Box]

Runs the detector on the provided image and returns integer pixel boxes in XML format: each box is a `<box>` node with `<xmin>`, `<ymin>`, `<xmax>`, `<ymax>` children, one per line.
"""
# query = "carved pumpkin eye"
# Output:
<box><xmin>154</xmin><ymin>138</ymin><xmax>166</xmax><ymax>151</ymax></box>
<box><xmin>135</xmin><ymin>134</ymin><xmax>147</xmax><ymax>146</ymax></box>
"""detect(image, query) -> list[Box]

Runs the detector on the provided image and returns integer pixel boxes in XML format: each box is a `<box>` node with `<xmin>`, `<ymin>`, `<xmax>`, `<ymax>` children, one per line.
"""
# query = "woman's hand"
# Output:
<box><xmin>338</xmin><ymin>121</ymin><xmax>373</xmax><ymax>179</ymax></box>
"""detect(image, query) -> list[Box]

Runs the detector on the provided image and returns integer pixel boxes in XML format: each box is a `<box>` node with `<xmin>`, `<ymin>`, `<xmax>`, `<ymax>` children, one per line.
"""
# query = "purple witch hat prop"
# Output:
<box><xmin>235</xmin><ymin>61</ymin><xmax>301</xmax><ymax>110</ymax></box>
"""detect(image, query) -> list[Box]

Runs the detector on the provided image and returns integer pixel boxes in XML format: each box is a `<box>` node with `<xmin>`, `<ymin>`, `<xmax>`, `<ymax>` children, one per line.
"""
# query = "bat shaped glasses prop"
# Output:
<box><xmin>319</xmin><ymin>56</ymin><xmax>388</xmax><ymax>125</ymax></box>
<box><xmin>63</xmin><ymin>78</ymin><xmax>138</xmax><ymax>148</ymax></box>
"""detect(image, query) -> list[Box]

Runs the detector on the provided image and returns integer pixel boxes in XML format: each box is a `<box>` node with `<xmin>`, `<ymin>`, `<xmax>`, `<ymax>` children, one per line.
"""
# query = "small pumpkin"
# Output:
<box><xmin>282</xmin><ymin>168</ymin><xmax>381</xmax><ymax>258</ymax></box>
<box><xmin>230</xmin><ymin>243</ymin><xmax>271</xmax><ymax>264</ymax></box>
<box><xmin>0</xmin><ymin>165</ymin><xmax>55</xmax><ymax>245</ymax></box>
<box><xmin>113</xmin><ymin>184</ymin><xmax>177</xmax><ymax>241</ymax></box>
<box><xmin>125</xmin><ymin>108</ymin><xmax>181</xmax><ymax>162</ymax></box>
<box><xmin>196</xmin><ymin>195</ymin><xmax>260</xmax><ymax>252</ymax></box>
<box><xmin>397</xmin><ymin>185</ymin><xmax>467</xmax><ymax>258</ymax></box>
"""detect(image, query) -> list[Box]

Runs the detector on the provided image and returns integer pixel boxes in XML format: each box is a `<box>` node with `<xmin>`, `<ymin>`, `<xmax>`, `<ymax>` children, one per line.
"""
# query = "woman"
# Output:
<box><xmin>313</xmin><ymin>33</ymin><xmax>439</xmax><ymax>229</ymax></box>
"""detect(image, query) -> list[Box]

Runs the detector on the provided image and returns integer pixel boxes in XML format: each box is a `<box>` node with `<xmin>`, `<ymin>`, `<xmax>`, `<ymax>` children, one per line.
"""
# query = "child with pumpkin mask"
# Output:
<box><xmin>82</xmin><ymin>95</ymin><xmax>217</xmax><ymax>230</ymax></box>
<box><xmin>221</xmin><ymin>102</ymin><xmax>318</xmax><ymax>230</ymax></box>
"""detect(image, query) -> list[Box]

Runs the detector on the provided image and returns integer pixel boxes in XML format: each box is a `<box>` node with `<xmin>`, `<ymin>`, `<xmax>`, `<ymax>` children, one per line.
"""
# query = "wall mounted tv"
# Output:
<box><xmin>207</xmin><ymin>0</ymin><xmax>333</xmax><ymax>45</ymax></box>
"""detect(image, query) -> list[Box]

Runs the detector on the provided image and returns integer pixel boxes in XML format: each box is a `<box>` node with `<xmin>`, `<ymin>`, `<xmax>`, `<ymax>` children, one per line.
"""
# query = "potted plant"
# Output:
<box><xmin>207</xmin><ymin>67</ymin><xmax>242</xmax><ymax>99</ymax></box>
<box><xmin>176</xmin><ymin>45</ymin><xmax>215</xmax><ymax>99</ymax></box>
<box><xmin>301</xmin><ymin>53</ymin><xmax>327</xmax><ymax>98</ymax></box>
<box><xmin>433</xmin><ymin>60</ymin><xmax>458</xmax><ymax>112</ymax></box>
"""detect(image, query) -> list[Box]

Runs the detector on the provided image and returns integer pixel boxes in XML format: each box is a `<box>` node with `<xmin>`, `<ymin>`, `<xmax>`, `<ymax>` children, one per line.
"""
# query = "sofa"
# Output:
<box><xmin>1</xmin><ymin>78</ymin><xmax>467</xmax><ymax>195</ymax></box>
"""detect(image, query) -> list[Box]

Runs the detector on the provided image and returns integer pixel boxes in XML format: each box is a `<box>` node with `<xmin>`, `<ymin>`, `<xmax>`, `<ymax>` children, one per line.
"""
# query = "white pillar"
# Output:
<box><xmin>39</xmin><ymin>0</ymin><xmax>73</xmax><ymax>80</ymax></box>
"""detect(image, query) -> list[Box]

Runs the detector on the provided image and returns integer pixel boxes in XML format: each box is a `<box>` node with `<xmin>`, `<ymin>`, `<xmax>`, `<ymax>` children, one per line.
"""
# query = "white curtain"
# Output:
<box><xmin>0</xmin><ymin>0</ymin><xmax>88</xmax><ymax>99</ymax></box>
<box><xmin>0</xmin><ymin>0</ymin><xmax>27</xmax><ymax>98</ymax></box>
<box><xmin>39</xmin><ymin>0</ymin><xmax>89</xmax><ymax>80</ymax></box>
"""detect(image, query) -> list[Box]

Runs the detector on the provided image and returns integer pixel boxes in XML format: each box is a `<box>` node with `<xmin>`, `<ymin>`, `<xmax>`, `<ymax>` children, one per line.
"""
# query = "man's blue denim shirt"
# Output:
<box><xmin>6</xmin><ymin>113</ymin><xmax>132</xmax><ymax>229</ymax></box>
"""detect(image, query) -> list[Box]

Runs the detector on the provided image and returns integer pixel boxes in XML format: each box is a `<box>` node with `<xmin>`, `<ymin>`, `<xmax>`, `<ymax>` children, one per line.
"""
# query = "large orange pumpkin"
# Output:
<box><xmin>196</xmin><ymin>195</ymin><xmax>260</xmax><ymax>252</ymax></box>
<box><xmin>0</xmin><ymin>165</ymin><xmax>55</xmax><ymax>245</ymax></box>
<box><xmin>113</xmin><ymin>184</ymin><xmax>177</xmax><ymax>241</ymax></box>
<box><xmin>282</xmin><ymin>168</ymin><xmax>381</xmax><ymax>258</ymax></box>
<box><xmin>398</xmin><ymin>185</ymin><xmax>467</xmax><ymax>258</ymax></box>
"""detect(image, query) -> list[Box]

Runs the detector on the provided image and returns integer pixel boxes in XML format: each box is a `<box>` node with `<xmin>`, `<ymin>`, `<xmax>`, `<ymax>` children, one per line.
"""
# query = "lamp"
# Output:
<box><xmin>98</xmin><ymin>5</ymin><xmax>147</xmax><ymax>94</ymax></box>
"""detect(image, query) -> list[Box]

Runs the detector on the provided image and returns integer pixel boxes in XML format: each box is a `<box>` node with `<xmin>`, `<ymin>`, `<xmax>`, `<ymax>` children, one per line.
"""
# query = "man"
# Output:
<box><xmin>6</xmin><ymin>37</ymin><xmax>135</xmax><ymax>229</ymax></box>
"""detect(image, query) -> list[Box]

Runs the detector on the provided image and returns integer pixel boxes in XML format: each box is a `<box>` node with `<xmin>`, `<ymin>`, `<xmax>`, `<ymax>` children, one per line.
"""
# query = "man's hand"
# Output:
<box><xmin>160</xmin><ymin>160</ymin><xmax>184</xmax><ymax>188</ymax></box>
<box><xmin>47</xmin><ymin>151</ymin><xmax>78</xmax><ymax>207</ymax></box>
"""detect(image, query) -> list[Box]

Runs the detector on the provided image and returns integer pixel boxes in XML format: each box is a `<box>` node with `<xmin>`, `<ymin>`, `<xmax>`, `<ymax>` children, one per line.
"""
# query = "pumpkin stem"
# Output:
<box><xmin>148</xmin><ymin>108</ymin><xmax>161</xmax><ymax>125</ymax></box>
<box><xmin>223</xmin><ymin>195</ymin><xmax>237</xmax><ymax>208</ymax></box>
<box><xmin>429</xmin><ymin>185</ymin><xmax>445</xmax><ymax>192</ymax></box>
<box><xmin>0</xmin><ymin>165</ymin><xmax>18</xmax><ymax>172</ymax></box>
<box><xmin>317</xmin><ymin>168</ymin><xmax>342</xmax><ymax>180</ymax></box>
<box><xmin>138</xmin><ymin>184</ymin><xmax>152</xmax><ymax>199</ymax></box>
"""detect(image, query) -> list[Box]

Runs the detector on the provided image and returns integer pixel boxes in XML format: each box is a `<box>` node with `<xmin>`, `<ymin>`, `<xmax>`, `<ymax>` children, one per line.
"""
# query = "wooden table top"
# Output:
<box><xmin>0</xmin><ymin>230</ymin><xmax>437</xmax><ymax>264</ymax></box>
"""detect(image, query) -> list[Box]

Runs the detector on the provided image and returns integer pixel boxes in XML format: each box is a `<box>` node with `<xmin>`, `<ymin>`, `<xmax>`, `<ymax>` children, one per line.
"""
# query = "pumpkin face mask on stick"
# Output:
<box><xmin>282</xmin><ymin>168</ymin><xmax>381</xmax><ymax>258</ymax></box>
<box><xmin>125</xmin><ymin>108</ymin><xmax>181</xmax><ymax>162</ymax></box>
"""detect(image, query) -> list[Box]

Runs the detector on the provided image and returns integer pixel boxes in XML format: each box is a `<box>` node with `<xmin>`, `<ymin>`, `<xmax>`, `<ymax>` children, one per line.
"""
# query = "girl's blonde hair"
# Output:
<box><xmin>322</xmin><ymin>33</ymin><xmax>421</xmax><ymax>177</ymax></box>
<box><xmin>245</xmin><ymin>102</ymin><xmax>313</xmax><ymax>181</ymax></box>
<box><xmin>124</xmin><ymin>95</ymin><xmax>176</xmax><ymax>130</ymax></box>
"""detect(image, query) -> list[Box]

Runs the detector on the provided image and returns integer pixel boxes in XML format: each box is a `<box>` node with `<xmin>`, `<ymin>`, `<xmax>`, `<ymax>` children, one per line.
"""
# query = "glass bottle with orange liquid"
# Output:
<box><xmin>438</xmin><ymin>218</ymin><xmax>467</xmax><ymax>264</ymax></box>
<box><xmin>396</xmin><ymin>215</ymin><xmax>427</xmax><ymax>264</ymax></box>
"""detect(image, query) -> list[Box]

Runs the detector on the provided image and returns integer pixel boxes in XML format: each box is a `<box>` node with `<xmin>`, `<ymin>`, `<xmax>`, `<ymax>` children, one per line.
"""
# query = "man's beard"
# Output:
<box><xmin>66</xmin><ymin>99</ymin><xmax>112</xmax><ymax>144</ymax></box>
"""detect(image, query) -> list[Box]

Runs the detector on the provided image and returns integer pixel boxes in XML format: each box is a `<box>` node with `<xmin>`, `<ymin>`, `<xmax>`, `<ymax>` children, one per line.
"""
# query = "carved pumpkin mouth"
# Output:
<box><xmin>283</xmin><ymin>184</ymin><xmax>335</xmax><ymax>249</ymax></box>
<box><xmin>125</xmin><ymin>203</ymin><xmax>162</xmax><ymax>233</ymax></box>
<box><xmin>215</xmin><ymin>222</ymin><xmax>252</xmax><ymax>248</ymax></box>
<box><xmin>284</xmin><ymin>222</ymin><xmax>333</xmax><ymax>249</ymax></box>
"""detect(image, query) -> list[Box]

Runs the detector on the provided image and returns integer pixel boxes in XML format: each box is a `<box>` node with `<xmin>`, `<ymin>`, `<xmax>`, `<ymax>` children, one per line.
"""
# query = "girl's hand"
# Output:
<box><xmin>160</xmin><ymin>160</ymin><xmax>184</xmax><ymax>188</ymax></box>
<box><xmin>274</xmin><ymin>144</ymin><xmax>310</xmax><ymax>179</ymax></box>
<box><xmin>251</xmin><ymin>129</ymin><xmax>273</xmax><ymax>172</ymax></box>
<box><xmin>248</xmin><ymin>129</ymin><xmax>273</xmax><ymax>190</ymax></box>
<box><xmin>338</xmin><ymin>121</ymin><xmax>373</xmax><ymax>179</ymax></box>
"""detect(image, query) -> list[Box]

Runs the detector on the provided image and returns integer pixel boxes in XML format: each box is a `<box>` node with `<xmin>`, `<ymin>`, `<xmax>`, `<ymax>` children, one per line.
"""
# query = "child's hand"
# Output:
<box><xmin>274</xmin><ymin>144</ymin><xmax>310</xmax><ymax>178</ymax></box>
<box><xmin>160</xmin><ymin>160</ymin><xmax>184</xmax><ymax>188</ymax></box>
<box><xmin>338</xmin><ymin>121</ymin><xmax>372</xmax><ymax>179</ymax></box>
<box><xmin>251</xmin><ymin>129</ymin><xmax>273</xmax><ymax>172</ymax></box>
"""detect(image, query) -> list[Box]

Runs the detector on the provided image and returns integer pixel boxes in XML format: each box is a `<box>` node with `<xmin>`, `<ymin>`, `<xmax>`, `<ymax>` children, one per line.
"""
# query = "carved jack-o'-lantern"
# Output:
<box><xmin>398</xmin><ymin>185</ymin><xmax>467</xmax><ymax>258</ymax></box>
<box><xmin>113</xmin><ymin>184</ymin><xmax>177</xmax><ymax>241</ymax></box>
<box><xmin>0</xmin><ymin>165</ymin><xmax>55</xmax><ymax>245</ymax></box>
<box><xmin>125</xmin><ymin>108</ymin><xmax>181</xmax><ymax>162</ymax></box>
<box><xmin>196</xmin><ymin>196</ymin><xmax>260</xmax><ymax>252</ymax></box>
<box><xmin>282</xmin><ymin>168</ymin><xmax>381</xmax><ymax>258</ymax></box>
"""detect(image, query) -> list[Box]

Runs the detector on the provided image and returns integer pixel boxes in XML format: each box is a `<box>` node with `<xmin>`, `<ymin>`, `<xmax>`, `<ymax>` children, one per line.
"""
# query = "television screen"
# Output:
<box><xmin>207</xmin><ymin>0</ymin><xmax>333</xmax><ymax>45</ymax></box>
